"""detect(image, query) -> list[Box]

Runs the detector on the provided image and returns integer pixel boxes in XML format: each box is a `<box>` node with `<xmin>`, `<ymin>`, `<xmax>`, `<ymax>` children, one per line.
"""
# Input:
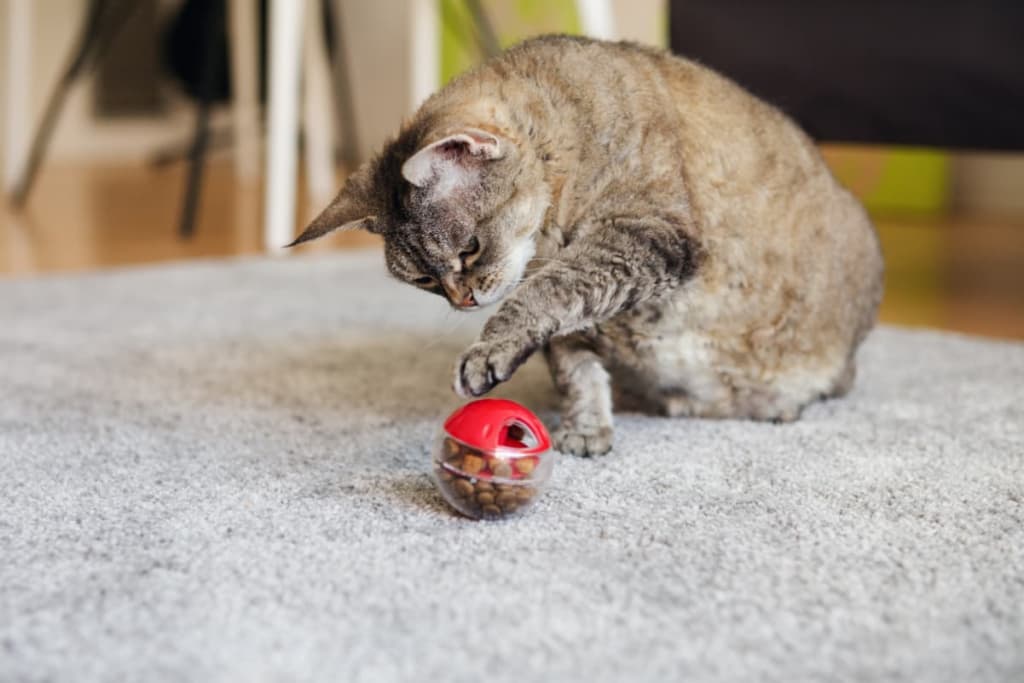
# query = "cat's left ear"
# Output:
<box><xmin>401</xmin><ymin>129</ymin><xmax>506</xmax><ymax>193</ymax></box>
<box><xmin>286</xmin><ymin>163</ymin><xmax>378</xmax><ymax>247</ymax></box>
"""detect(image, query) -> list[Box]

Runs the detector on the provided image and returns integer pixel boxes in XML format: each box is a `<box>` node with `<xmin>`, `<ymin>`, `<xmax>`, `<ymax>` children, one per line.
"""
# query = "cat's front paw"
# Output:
<box><xmin>454</xmin><ymin>337</ymin><xmax>536</xmax><ymax>397</ymax></box>
<box><xmin>553</xmin><ymin>423</ymin><xmax>614</xmax><ymax>457</ymax></box>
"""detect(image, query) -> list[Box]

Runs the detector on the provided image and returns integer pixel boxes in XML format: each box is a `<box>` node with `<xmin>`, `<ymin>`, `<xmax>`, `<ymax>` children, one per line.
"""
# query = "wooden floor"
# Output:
<box><xmin>2</xmin><ymin>160</ymin><xmax>1022</xmax><ymax>340</ymax></box>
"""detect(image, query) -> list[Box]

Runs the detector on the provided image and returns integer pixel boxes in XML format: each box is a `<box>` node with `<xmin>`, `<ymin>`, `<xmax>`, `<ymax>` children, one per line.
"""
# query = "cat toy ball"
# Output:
<box><xmin>431</xmin><ymin>399</ymin><xmax>554</xmax><ymax>519</ymax></box>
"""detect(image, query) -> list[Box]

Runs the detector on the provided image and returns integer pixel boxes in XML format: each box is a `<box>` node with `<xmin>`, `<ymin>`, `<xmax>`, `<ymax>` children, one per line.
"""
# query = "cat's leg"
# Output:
<box><xmin>454</xmin><ymin>215</ymin><xmax>698</xmax><ymax>397</ymax></box>
<box><xmin>545</xmin><ymin>334</ymin><xmax>614</xmax><ymax>456</ymax></box>
<box><xmin>745</xmin><ymin>356</ymin><xmax>858</xmax><ymax>421</ymax></box>
<box><xmin>828</xmin><ymin>359</ymin><xmax>857</xmax><ymax>398</ymax></box>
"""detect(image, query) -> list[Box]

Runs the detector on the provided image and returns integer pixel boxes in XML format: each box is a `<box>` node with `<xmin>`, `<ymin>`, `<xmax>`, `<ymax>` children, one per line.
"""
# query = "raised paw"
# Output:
<box><xmin>453</xmin><ymin>337</ymin><xmax>535</xmax><ymax>397</ymax></box>
<box><xmin>553</xmin><ymin>424</ymin><xmax>614</xmax><ymax>457</ymax></box>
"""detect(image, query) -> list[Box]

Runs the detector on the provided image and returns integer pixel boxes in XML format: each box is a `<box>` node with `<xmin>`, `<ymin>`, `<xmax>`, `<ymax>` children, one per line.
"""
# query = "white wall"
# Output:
<box><xmin>611</xmin><ymin>0</ymin><xmax>665</xmax><ymax>46</ymax></box>
<box><xmin>336</xmin><ymin>2</ymin><xmax>418</xmax><ymax>162</ymax></box>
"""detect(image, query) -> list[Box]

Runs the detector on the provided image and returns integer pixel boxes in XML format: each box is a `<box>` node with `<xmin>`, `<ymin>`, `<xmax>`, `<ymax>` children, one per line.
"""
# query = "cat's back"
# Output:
<box><xmin>472</xmin><ymin>36</ymin><xmax>819</xmax><ymax>202</ymax></box>
<box><xmin>494</xmin><ymin>34</ymin><xmax>719</xmax><ymax>96</ymax></box>
<box><xmin>429</xmin><ymin>36</ymin><xmax>810</xmax><ymax>177</ymax></box>
<box><xmin>489</xmin><ymin>35</ymin><xmax>782</xmax><ymax>134</ymax></box>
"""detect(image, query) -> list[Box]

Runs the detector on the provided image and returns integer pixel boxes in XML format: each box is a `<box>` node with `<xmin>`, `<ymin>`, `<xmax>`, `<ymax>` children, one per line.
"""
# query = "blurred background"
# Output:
<box><xmin>1</xmin><ymin>0</ymin><xmax>1022</xmax><ymax>338</ymax></box>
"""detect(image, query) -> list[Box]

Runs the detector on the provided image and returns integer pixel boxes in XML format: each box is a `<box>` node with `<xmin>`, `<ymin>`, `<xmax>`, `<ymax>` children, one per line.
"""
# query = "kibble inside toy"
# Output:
<box><xmin>431</xmin><ymin>399</ymin><xmax>554</xmax><ymax>519</ymax></box>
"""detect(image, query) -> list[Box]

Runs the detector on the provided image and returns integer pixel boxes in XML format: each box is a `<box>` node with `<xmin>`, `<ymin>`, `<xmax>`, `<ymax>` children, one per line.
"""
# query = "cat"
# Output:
<box><xmin>289</xmin><ymin>35</ymin><xmax>884</xmax><ymax>456</ymax></box>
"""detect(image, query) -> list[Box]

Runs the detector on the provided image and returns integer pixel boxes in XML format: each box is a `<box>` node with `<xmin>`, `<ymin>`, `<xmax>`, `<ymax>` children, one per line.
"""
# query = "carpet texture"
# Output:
<box><xmin>2</xmin><ymin>251</ymin><xmax>1022</xmax><ymax>682</ymax></box>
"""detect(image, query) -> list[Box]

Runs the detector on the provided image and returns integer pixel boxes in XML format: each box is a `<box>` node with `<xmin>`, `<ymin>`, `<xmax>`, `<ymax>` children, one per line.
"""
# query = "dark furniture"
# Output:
<box><xmin>668</xmin><ymin>1</ymin><xmax>1024</xmax><ymax>151</ymax></box>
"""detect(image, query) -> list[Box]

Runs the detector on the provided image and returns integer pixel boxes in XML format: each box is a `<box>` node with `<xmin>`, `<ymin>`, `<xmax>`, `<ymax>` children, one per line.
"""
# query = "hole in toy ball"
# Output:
<box><xmin>500</xmin><ymin>420</ymin><xmax>537</xmax><ymax>449</ymax></box>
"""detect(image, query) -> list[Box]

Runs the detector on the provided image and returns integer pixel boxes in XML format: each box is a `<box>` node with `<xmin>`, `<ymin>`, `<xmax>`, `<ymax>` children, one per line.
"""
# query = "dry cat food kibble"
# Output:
<box><xmin>431</xmin><ymin>399</ymin><xmax>553</xmax><ymax>520</ymax></box>
<box><xmin>436</xmin><ymin>437</ymin><xmax>541</xmax><ymax>518</ymax></box>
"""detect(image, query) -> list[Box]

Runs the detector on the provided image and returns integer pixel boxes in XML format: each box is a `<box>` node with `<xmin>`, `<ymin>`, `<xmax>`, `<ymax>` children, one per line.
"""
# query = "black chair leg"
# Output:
<box><xmin>178</xmin><ymin>98</ymin><xmax>213</xmax><ymax>239</ymax></box>
<box><xmin>177</xmin><ymin>0</ymin><xmax>226</xmax><ymax>239</ymax></box>
<box><xmin>466</xmin><ymin>0</ymin><xmax>501</xmax><ymax>58</ymax></box>
<box><xmin>9</xmin><ymin>0</ymin><xmax>121</xmax><ymax>207</ymax></box>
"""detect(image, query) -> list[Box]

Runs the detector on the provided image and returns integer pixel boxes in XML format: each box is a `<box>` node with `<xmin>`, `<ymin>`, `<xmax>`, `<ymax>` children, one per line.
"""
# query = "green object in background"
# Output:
<box><xmin>825</xmin><ymin>147</ymin><xmax>950</xmax><ymax>214</ymax></box>
<box><xmin>515</xmin><ymin>0</ymin><xmax>579</xmax><ymax>33</ymax></box>
<box><xmin>864</xmin><ymin>149</ymin><xmax>949</xmax><ymax>214</ymax></box>
<box><xmin>440</xmin><ymin>0</ymin><xmax>479</xmax><ymax>84</ymax></box>
<box><xmin>440</xmin><ymin>0</ymin><xmax>580</xmax><ymax>84</ymax></box>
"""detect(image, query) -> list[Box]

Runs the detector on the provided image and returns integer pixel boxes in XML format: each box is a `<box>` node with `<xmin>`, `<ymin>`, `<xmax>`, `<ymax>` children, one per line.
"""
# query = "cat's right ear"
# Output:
<box><xmin>285</xmin><ymin>168</ymin><xmax>377</xmax><ymax>248</ymax></box>
<box><xmin>401</xmin><ymin>129</ymin><xmax>506</xmax><ymax>195</ymax></box>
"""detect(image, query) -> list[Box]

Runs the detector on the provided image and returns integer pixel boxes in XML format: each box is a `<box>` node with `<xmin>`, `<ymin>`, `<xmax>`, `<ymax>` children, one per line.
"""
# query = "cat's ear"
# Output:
<box><xmin>401</xmin><ymin>129</ymin><xmax>506</xmax><ymax>193</ymax></box>
<box><xmin>286</xmin><ymin>166</ymin><xmax>378</xmax><ymax>247</ymax></box>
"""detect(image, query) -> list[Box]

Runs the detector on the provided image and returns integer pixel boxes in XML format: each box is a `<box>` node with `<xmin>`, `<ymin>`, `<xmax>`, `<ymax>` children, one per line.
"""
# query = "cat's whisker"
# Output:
<box><xmin>414</xmin><ymin>315</ymin><xmax>476</xmax><ymax>352</ymax></box>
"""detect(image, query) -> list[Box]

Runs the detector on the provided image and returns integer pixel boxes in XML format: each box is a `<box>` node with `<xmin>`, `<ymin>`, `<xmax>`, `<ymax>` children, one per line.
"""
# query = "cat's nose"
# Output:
<box><xmin>441</xmin><ymin>274</ymin><xmax>476</xmax><ymax>308</ymax></box>
<box><xmin>441</xmin><ymin>276</ymin><xmax>459</xmax><ymax>302</ymax></box>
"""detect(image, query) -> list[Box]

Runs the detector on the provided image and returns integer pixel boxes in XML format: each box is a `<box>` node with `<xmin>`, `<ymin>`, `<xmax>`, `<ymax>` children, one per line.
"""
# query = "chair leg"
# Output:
<box><xmin>465</xmin><ymin>0</ymin><xmax>500</xmax><ymax>57</ymax></box>
<box><xmin>178</xmin><ymin>0</ymin><xmax>227</xmax><ymax>238</ymax></box>
<box><xmin>408</xmin><ymin>0</ymin><xmax>439</xmax><ymax>112</ymax></box>
<box><xmin>302</xmin><ymin>0</ymin><xmax>336</xmax><ymax>209</ymax></box>
<box><xmin>149</xmin><ymin>130</ymin><xmax>232</xmax><ymax>169</ymax></box>
<box><xmin>178</xmin><ymin>99</ymin><xmax>214</xmax><ymax>239</ymax></box>
<box><xmin>575</xmin><ymin>0</ymin><xmax>616</xmax><ymax>40</ymax></box>
<box><xmin>264</xmin><ymin>0</ymin><xmax>305</xmax><ymax>251</ymax></box>
<box><xmin>3</xmin><ymin>0</ymin><xmax>33</xmax><ymax>197</ymax></box>
<box><xmin>8</xmin><ymin>0</ymin><xmax>115</xmax><ymax>206</ymax></box>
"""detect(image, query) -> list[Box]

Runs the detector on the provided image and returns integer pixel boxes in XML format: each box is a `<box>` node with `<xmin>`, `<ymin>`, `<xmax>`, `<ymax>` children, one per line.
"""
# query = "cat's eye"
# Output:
<box><xmin>413</xmin><ymin>275</ymin><xmax>437</xmax><ymax>288</ymax></box>
<box><xmin>459</xmin><ymin>236</ymin><xmax>481</xmax><ymax>267</ymax></box>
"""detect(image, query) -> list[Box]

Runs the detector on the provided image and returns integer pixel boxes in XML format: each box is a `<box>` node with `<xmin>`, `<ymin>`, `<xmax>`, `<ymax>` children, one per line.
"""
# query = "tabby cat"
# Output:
<box><xmin>290</xmin><ymin>35</ymin><xmax>884</xmax><ymax>456</ymax></box>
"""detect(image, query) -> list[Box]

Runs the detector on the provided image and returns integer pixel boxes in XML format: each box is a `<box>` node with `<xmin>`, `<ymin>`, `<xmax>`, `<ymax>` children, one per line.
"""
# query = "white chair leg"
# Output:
<box><xmin>301</xmin><ymin>0</ymin><xmax>336</xmax><ymax>210</ymax></box>
<box><xmin>3</xmin><ymin>0</ymin><xmax>33</xmax><ymax>195</ymax></box>
<box><xmin>264</xmin><ymin>0</ymin><xmax>305</xmax><ymax>251</ymax></box>
<box><xmin>576</xmin><ymin>0</ymin><xmax>616</xmax><ymax>40</ymax></box>
<box><xmin>228</xmin><ymin>0</ymin><xmax>260</xmax><ymax>182</ymax></box>
<box><xmin>408</xmin><ymin>0</ymin><xmax>439</xmax><ymax>113</ymax></box>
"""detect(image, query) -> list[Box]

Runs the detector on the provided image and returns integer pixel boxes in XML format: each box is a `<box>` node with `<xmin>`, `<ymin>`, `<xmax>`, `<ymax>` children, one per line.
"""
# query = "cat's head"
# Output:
<box><xmin>290</xmin><ymin>120</ymin><xmax>547</xmax><ymax>310</ymax></box>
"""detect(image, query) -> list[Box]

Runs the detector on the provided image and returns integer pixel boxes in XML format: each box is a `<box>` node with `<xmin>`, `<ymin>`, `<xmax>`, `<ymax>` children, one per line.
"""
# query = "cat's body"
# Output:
<box><xmin>293</xmin><ymin>36</ymin><xmax>883</xmax><ymax>455</ymax></box>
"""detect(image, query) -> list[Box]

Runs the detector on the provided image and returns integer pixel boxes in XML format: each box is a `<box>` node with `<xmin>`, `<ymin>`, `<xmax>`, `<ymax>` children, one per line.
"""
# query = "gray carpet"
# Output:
<box><xmin>2</xmin><ymin>251</ymin><xmax>1022</xmax><ymax>683</ymax></box>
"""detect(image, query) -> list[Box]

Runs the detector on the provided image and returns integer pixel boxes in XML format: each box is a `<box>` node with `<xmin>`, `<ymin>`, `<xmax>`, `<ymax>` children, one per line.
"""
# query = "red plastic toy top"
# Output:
<box><xmin>444</xmin><ymin>399</ymin><xmax>551</xmax><ymax>456</ymax></box>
